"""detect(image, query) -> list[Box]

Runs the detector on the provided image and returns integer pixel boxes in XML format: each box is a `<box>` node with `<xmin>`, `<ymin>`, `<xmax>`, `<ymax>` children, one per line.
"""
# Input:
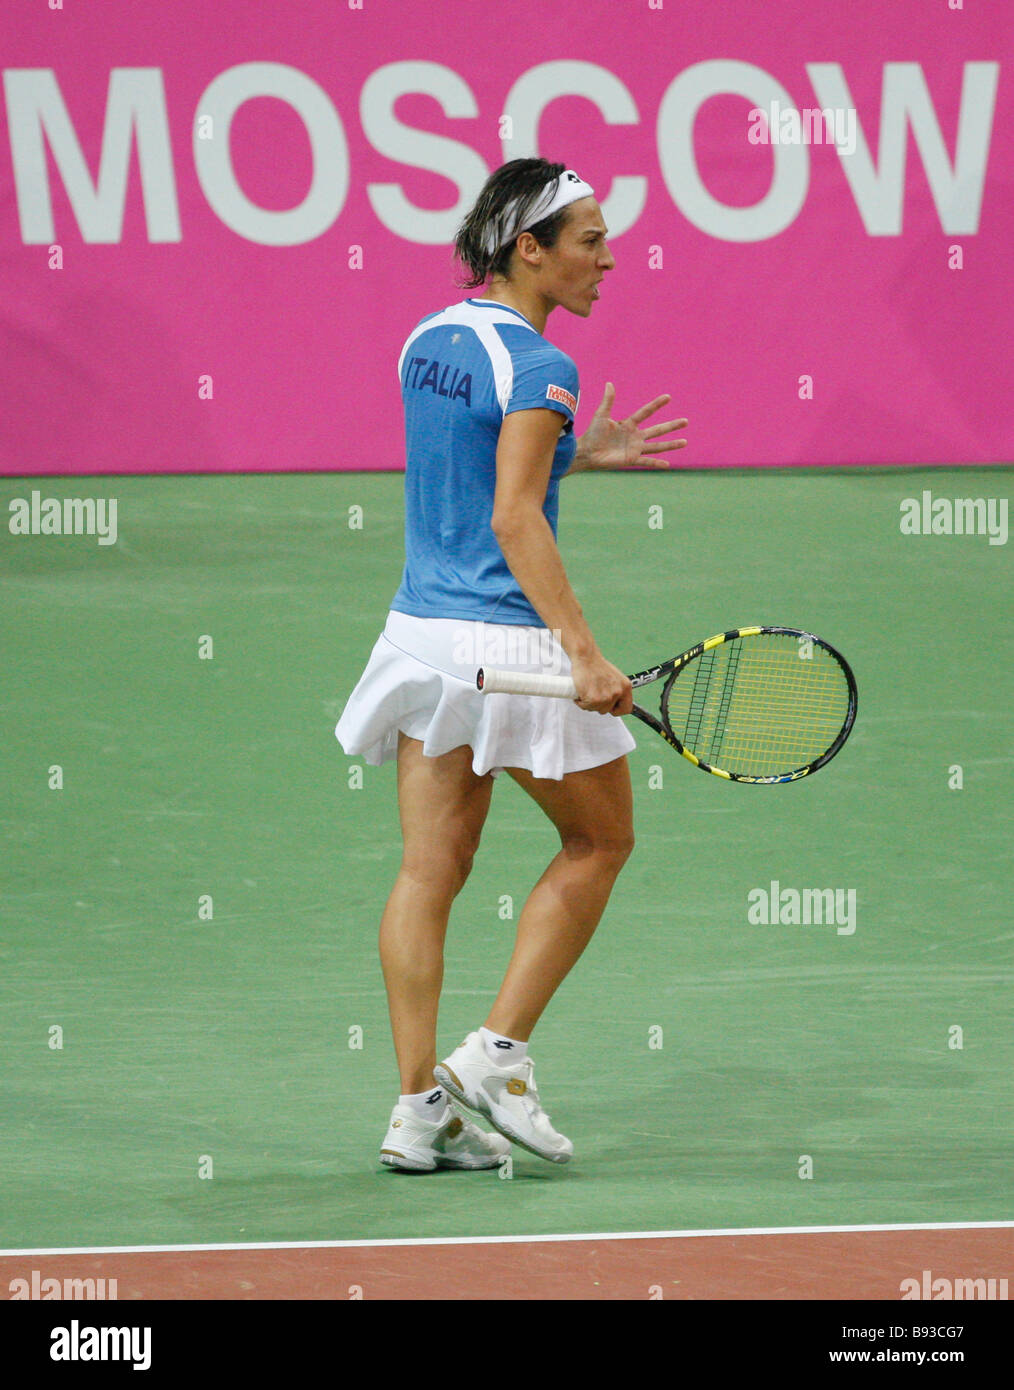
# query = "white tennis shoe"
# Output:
<box><xmin>379</xmin><ymin>1099</ymin><xmax>511</xmax><ymax>1172</ymax></box>
<box><xmin>434</xmin><ymin>1032</ymin><xmax>574</xmax><ymax>1164</ymax></box>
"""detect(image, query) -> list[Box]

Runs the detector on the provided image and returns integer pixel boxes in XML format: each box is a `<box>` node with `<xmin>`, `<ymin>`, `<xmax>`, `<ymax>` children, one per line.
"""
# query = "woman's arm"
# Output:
<box><xmin>491</xmin><ymin>408</ymin><xmax>632</xmax><ymax>715</ymax></box>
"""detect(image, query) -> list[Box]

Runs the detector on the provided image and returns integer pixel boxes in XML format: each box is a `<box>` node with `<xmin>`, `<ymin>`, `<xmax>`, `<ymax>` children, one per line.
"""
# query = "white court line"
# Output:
<box><xmin>1</xmin><ymin>1219</ymin><xmax>1012</xmax><ymax>1259</ymax></box>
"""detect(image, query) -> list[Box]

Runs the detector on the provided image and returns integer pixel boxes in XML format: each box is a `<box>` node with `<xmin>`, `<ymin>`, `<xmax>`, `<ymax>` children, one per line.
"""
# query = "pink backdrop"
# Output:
<box><xmin>1</xmin><ymin>0</ymin><xmax>1011</xmax><ymax>474</ymax></box>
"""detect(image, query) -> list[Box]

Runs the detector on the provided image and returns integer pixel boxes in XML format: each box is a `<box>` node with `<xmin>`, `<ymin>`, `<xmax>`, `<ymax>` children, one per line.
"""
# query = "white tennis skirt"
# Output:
<box><xmin>335</xmin><ymin>610</ymin><xmax>636</xmax><ymax>781</ymax></box>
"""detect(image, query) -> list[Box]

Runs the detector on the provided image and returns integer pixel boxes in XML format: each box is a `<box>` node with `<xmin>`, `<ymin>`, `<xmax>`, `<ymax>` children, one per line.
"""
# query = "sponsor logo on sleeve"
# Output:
<box><xmin>546</xmin><ymin>383</ymin><xmax>577</xmax><ymax>412</ymax></box>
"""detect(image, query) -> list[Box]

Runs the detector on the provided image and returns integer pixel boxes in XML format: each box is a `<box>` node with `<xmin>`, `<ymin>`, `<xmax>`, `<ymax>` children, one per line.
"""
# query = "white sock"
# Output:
<box><xmin>479</xmin><ymin>1026</ymin><xmax>528</xmax><ymax>1065</ymax></box>
<box><xmin>399</xmin><ymin>1086</ymin><xmax>448</xmax><ymax>1120</ymax></box>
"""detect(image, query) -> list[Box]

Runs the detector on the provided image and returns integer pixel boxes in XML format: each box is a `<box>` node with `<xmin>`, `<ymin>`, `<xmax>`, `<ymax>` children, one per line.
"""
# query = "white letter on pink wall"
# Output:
<box><xmin>193</xmin><ymin>62</ymin><xmax>348</xmax><ymax>245</ymax></box>
<box><xmin>4</xmin><ymin>67</ymin><xmax>181</xmax><ymax>244</ymax></box>
<box><xmin>808</xmin><ymin>61</ymin><xmax>998</xmax><ymax>235</ymax></box>
<box><xmin>657</xmin><ymin>59</ymin><xmax>808</xmax><ymax>242</ymax></box>
<box><xmin>362</xmin><ymin>61</ymin><xmax>488</xmax><ymax>245</ymax></box>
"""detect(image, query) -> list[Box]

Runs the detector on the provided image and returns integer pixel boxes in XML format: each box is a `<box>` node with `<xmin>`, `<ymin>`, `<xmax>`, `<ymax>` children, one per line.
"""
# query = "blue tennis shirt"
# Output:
<box><xmin>389</xmin><ymin>297</ymin><xmax>579</xmax><ymax>626</ymax></box>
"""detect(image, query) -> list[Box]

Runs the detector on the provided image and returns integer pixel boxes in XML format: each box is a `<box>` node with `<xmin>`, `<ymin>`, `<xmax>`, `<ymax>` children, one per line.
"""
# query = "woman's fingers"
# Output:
<box><xmin>624</xmin><ymin>392</ymin><xmax>672</xmax><ymax>424</ymax></box>
<box><xmin>641</xmin><ymin>417</ymin><xmax>688</xmax><ymax>438</ymax></box>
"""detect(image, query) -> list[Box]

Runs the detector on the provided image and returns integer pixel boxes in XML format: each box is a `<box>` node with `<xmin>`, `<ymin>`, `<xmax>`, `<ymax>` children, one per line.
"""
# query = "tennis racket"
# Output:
<box><xmin>476</xmin><ymin>625</ymin><xmax>857</xmax><ymax>784</ymax></box>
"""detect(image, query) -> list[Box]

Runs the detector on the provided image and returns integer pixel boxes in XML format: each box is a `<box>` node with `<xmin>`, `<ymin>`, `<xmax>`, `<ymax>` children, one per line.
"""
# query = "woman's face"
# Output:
<box><xmin>529</xmin><ymin>197</ymin><xmax>615</xmax><ymax>316</ymax></box>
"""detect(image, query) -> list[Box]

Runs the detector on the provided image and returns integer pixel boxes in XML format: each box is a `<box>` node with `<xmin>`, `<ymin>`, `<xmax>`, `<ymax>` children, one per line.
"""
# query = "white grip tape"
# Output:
<box><xmin>477</xmin><ymin>666</ymin><xmax>578</xmax><ymax>698</ymax></box>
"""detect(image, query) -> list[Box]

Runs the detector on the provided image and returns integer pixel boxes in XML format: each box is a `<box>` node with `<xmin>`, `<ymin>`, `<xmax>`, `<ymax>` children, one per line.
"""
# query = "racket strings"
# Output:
<box><xmin>664</xmin><ymin>636</ymin><xmax>851</xmax><ymax>775</ymax></box>
<box><xmin>682</xmin><ymin>647</ymin><xmax>718</xmax><ymax>750</ymax></box>
<box><xmin>705</xmin><ymin>641</ymin><xmax>742</xmax><ymax>762</ymax></box>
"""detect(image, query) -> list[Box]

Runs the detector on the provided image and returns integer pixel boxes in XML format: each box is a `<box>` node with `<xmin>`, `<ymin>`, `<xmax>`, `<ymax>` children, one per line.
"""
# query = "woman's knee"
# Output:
<box><xmin>401</xmin><ymin>828</ymin><xmax>482</xmax><ymax>895</ymax></box>
<box><xmin>559</xmin><ymin>825</ymin><xmax>635</xmax><ymax>868</ymax></box>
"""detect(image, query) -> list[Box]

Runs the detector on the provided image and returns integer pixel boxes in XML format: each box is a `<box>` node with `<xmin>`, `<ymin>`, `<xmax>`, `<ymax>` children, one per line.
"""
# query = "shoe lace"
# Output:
<box><xmin>516</xmin><ymin>1057</ymin><xmax>551</xmax><ymax>1123</ymax></box>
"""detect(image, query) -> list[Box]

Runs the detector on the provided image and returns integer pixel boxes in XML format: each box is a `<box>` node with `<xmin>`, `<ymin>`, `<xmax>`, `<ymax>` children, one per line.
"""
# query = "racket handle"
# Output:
<box><xmin>477</xmin><ymin>666</ymin><xmax>578</xmax><ymax>698</ymax></box>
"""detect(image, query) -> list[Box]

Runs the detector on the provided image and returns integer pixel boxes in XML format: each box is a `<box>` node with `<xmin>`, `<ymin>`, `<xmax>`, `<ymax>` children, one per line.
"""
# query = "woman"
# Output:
<box><xmin>336</xmin><ymin>158</ymin><xmax>687</xmax><ymax>1171</ymax></box>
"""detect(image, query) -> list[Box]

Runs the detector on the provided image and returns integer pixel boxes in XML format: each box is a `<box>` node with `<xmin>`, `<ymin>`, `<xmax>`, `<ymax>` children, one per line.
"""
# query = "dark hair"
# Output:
<box><xmin>453</xmin><ymin>158</ymin><xmax>571</xmax><ymax>289</ymax></box>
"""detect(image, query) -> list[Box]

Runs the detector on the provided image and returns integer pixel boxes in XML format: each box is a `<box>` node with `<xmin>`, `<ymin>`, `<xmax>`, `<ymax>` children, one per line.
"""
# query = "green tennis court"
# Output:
<box><xmin>1</xmin><ymin>467</ymin><xmax>1011</xmax><ymax>1254</ymax></box>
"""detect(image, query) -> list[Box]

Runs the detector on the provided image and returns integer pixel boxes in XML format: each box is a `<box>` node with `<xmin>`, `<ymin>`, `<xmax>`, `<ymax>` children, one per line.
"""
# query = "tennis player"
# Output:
<box><xmin>336</xmin><ymin>158</ymin><xmax>687</xmax><ymax>1170</ymax></box>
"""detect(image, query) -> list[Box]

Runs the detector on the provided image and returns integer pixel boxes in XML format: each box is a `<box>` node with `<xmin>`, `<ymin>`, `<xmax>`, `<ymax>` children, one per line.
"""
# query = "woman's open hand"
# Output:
<box><xmin>575</xmin><ymin>383</ymin><xmax>688</xmax><ymax>470</ymax></box>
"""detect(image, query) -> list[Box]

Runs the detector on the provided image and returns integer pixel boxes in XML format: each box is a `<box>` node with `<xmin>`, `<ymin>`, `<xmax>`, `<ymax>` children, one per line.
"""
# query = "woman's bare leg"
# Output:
<box><xmin>485</xmin><ymin>754</ymin><xmax>634</xmax><ymax>1041</ymax></box>
<box><xmin>379</xmin><ymin>732</ymin><xmax>495</xmax><ymax>1094</ymax></box>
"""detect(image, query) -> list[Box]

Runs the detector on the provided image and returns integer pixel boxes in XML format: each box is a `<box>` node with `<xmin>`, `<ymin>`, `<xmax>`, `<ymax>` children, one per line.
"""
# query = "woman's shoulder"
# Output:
<box><xmin>507</xmin><ymin>332</ymin><xmax>579</xmax><ymax>390</ymax></box>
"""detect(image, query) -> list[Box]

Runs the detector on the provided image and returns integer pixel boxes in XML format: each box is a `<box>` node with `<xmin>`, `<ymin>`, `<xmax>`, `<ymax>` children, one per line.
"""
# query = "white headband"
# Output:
<box><xmin>482</xmin><ymin>169</ymin><xmax>595</xmax><ymax>258</ymax></box>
